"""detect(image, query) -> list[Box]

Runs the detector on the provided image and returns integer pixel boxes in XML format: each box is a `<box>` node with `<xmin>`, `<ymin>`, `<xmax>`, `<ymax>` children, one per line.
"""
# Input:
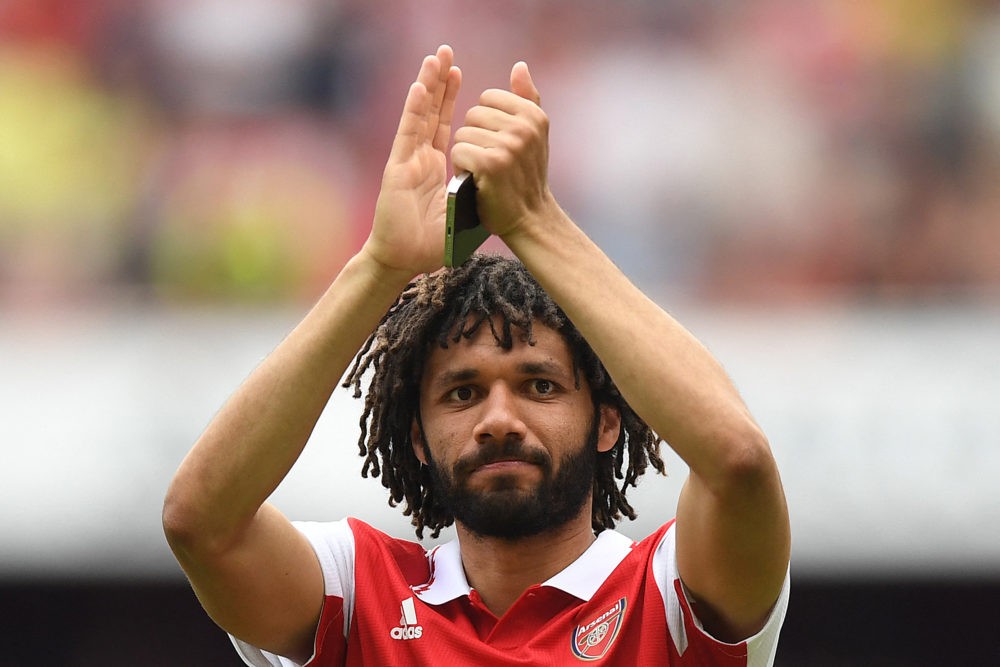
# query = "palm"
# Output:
<box><xmin>365</xmin><ymin>46</ymin><xmax>461</xmax><ymax>277</ymax></box>
<box><xmin>370</xmin><ymin>146</ymin><xmax>448</xmax><ymax>274</ymax></box>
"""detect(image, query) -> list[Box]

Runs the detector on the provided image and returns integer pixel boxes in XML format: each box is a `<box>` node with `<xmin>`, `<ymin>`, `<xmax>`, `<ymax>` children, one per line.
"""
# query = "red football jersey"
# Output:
<box><xmin>232</xmin><ymin>518</ymin><xmax>789</xmax><ymax>666</ymax></box>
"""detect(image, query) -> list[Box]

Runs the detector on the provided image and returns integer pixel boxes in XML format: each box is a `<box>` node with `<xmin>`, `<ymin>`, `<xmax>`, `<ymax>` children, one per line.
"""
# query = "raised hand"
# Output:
<box><xmin>365</xmin><ymin>45</ymin><xmax>462</xmax><ymax>276</ymax></box>
<box><xmin>451</xmin><ymin>61</ymin><xmax>555</xmax><ymax>240</ymax></box>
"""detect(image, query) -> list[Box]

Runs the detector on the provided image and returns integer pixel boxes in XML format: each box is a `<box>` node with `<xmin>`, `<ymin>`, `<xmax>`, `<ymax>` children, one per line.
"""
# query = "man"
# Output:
<box><xmin>163</xmin><ymin>45</ymin><xmax>790</xmax><ymax>666</ymax></box>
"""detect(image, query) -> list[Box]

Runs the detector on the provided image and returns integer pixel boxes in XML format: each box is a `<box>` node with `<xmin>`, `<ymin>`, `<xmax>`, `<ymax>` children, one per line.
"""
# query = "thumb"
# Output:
<box><xmin>510</xmin><ymin>61</ymin><xmax>540</xmax><ymax>106</ymax></box>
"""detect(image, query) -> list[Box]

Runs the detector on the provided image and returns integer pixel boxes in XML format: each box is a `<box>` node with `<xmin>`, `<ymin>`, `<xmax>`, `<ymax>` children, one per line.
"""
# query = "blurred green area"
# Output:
<box><xmin>0</xmin><ymin>42</ymin><xmax>357</xmax><ymax>304</ymax></box>
<box><xmin>0</xmin><ymin>47</ymin><xmax>142</xmax><ymax>291</ymax></box>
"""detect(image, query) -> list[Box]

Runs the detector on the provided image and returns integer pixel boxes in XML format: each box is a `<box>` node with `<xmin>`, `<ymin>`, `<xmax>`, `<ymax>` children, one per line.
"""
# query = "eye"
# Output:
<box><xmin>447</xmin><ymin>386</ymin><xmax>475</xmax><ymax>402</ymax></box>
<box><xmin>529</xmin><ymin>379</ymin><xmax>554</xmax><ymax>396</ymax></box>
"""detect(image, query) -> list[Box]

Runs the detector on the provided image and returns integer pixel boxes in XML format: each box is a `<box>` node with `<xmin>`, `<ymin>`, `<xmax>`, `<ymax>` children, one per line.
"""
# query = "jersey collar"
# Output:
<box><xmin>412</xmin><ymin>529</ymin><xmax>635</xmax><ymax>606</ymax></box>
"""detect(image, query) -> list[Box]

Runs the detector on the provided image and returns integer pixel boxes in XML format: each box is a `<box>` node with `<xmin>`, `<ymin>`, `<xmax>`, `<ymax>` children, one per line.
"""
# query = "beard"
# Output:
<box><xmin>424</xmin><ymin>416</ymin><xmax>600</xmax><ymax>541</ymax></box>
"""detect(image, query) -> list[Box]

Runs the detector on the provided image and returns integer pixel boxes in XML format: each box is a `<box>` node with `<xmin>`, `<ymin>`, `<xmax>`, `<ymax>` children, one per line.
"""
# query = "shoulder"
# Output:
<box><xmin>645</xmin><ymin>521</ymin><xmax>790</xmax><ymax>662</ymax></box>
<box><xmin>290</xmin><ymin>517</ymin><xmax>426</xmax><ymax>556</ymax></box>
<box><xmin>292</xmin><ymin>518</ymin><xmax>434</xmax><ymax>588</ymax></box>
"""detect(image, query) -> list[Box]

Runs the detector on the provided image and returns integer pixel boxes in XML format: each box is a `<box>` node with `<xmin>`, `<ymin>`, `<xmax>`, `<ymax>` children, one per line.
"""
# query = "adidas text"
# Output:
<box><xmin>390</xmin><ymin>625</ymin><xmax>423</xmax><ymax>640</ymax></box>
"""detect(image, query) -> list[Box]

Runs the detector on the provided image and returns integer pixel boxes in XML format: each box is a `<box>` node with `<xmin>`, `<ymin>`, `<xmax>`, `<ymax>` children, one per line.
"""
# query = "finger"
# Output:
<box><xmin>476</xmin><ymin>88</ymin><xmax>540</xmax><ymax>117</ymax></box>
<box><xmin>462</xmin><ymin>104</ymin><xmax>512</xmax><ymax>132</ymax></box>
<box><xmin>387</xmin><ymin>81</ymin><xmax>429</xmax><ymax>165</ymax></box>
<box><xmin>414</xmin><ymin>51</ymin><xmax>442</xmax><ymax>90</ymax></box>
<box><xmin>433</xmin><ymin>66</ymin><xmax>462</xmax><ymax>152</ymax></box>
<box><xmin>510</xmin><ymin>61</ymin><xmax>540</xmax><ymax>106</ymax></box>
<box><xmin>450</xmin><ymin>140</ymin><xmax>484</xmax><ymax>177</ymax></box>
<box><xmin>453</xmin><ymin>125</ymin><xmax>500</xmax><ymax>150</ymax></box>
<box><xmin>392</xmin><ymin>47</ymin><xmax>449</xmax><ymax>160</ymax></box>
<box><xmin>425</xmin><ymin>45</ymin><xmax>453</xmax><ymax>118</ymax></box>
<box><xmin>415</xmin><ymin>52</ymin><xmax>443</xmax><ymax>114</ymax></box>
<box><xmin>435</xmin><ymin>44</ymin><xmax>454</xmax><ymax>74</ymax></box>
<box><xmin>432</xmin><ymin>45</ymin><xmax>454</xmax><ymax>98</ymax></box>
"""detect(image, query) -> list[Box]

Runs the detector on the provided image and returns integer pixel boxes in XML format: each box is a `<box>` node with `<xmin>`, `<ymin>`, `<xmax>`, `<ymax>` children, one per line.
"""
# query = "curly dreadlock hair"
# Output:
<box><xmin>342</xmin><ymin>254</ymin><xmax>665</xmax><ymax>539</ymax></box>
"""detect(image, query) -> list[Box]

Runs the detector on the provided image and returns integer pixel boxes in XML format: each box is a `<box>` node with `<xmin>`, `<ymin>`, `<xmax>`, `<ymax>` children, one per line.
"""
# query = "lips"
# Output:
<box><xmin>474</xmin><ymin>458</ymin><xmax>538</xmax><ymax>473</ymax></box>
<box><xmin>454</xmin><ymin>442</ymin><xmax>550</xmax><ymax>478</ymax></box>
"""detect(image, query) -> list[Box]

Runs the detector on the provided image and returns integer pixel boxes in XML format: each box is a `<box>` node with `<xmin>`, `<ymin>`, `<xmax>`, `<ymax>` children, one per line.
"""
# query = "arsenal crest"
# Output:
<box><xmin>571</xmin><ymin>597</ymin><xmax>627</xmax><ymax>661</ymax></box>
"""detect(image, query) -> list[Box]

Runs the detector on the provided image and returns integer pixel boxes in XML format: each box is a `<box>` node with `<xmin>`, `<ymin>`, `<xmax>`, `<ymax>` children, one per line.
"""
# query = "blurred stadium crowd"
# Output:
<box><xmin>2</xmin><ymin>0</ymin><xmax>998</xmax><ymax>306</ymax></box>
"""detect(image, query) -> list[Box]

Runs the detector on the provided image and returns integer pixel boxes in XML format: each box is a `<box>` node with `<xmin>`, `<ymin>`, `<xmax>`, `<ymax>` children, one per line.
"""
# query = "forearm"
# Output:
<box><xmin>163</xmin><ymin>252</ymin><xmax>413</xmax><ymax>549</ymax></box>
<box><xmin>502</xmin><ymin>201</ymin><xmax>765</xmax><ymax>483</ymax></box>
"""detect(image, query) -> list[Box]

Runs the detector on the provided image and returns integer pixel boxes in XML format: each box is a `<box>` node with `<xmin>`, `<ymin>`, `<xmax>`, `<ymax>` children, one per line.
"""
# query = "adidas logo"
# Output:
<box><xmin>389</xmin><ymin>596</ymin><xmax>424</xmax><ymax>640</ymax></box>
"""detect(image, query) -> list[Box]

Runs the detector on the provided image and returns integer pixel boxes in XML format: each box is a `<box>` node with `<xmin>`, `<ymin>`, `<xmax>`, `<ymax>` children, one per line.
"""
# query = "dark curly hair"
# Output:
<box><xmin>343</xmin><ymin>254</ymin><xmax>664</xmax><ymax>539</ymax></box>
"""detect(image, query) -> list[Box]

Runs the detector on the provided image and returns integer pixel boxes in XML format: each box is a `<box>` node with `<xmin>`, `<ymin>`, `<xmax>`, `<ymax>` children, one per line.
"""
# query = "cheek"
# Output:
<box><xmin>422</xmin><ymin>420</ymin><xmax>467</xmax><ymax>462</ymax></box>
<box><xmin>537</xmin><ymin>411</ymin><xmax>588</xmax><ymax>447</ymax></box>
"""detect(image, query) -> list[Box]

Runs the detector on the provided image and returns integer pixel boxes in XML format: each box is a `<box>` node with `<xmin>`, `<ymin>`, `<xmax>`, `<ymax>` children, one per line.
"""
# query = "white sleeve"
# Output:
<box><xmin>230</xmin><ymin>519</ymin><xmax>357</xmax><ymax>667</ymax></box>
<box><xmin>652</xmin><ymin>522</ymin><xmax>791</xmax><ymax>667</ymax></box>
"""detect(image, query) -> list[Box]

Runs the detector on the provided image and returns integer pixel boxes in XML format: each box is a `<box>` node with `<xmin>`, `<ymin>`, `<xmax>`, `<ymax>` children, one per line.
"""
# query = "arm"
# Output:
<box><xmin>162</xmin><ymin>46</ymin><xmax>462</xmax><ymax>662</ymax></box>
<box><xmin>451</xmin><ymin>63</ymin><xmax>789</xmax><ymax>642</ymax></box>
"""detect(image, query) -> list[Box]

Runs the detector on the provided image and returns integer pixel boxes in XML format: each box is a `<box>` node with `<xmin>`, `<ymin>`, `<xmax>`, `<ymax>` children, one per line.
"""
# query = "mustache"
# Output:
<box><xmin>452</xmin><ymin>438</ymin><xmax>551</xmax><ymax>478</ymax></box>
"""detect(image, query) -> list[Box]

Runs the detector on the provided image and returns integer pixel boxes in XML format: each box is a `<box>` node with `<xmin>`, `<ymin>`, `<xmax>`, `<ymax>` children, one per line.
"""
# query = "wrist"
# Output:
<box><xmin>354</xmin><ymin>244</ymin><xmax>422</xmax><ymax>288</ymax></box>
<box><xmin>500</xmin><ymin>191</ymin><xmax>570</xmax><ymax>249</ymax></box>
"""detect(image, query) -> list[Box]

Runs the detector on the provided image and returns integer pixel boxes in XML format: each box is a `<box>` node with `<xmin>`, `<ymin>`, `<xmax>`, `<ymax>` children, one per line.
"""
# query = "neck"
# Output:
<box><xmin>455</xmin><ymin>510</ymin><xmax>597</xmax><ymax>617</ymax></box>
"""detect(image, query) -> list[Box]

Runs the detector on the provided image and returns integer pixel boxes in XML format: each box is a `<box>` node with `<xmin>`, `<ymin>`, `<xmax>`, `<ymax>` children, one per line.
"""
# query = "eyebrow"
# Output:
<box><xmin>517</xmin><ymin>360</ymin><xmax>566</xmax><ymax>377</ymax></box>
<box><xmin>430</xmin><ymin>361</ymin><xmax>569</xmax><ymax>389</ymax></box>
<box><xmin>432</xmin><ymin>368</ymin><xmax>480</xmax><ymax>389</ymax></box>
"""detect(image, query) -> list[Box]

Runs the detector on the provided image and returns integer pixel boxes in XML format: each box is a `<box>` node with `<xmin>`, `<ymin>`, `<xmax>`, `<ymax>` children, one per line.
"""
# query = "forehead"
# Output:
<box><xmin>422</xmin><ymin>319</ymin><xmax>575</xmax><ymax>378</ymax></box>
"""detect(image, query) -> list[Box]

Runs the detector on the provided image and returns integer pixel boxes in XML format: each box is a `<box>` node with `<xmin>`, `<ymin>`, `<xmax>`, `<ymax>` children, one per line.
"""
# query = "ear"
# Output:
<box><xmin>411</xmin><ymin>418</ymin><xmax>428</xmax><ymax>465</ymax></box>
<box><xmin>595</xmin><ymin>404</ymin><xmax>622</xmax><ymax>453</ymax></box>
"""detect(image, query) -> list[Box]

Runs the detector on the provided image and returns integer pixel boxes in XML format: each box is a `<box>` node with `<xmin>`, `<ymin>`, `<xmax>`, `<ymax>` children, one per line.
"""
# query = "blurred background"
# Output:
<box><xmin>1</xmin><ymin>0</ymin><xmax>998</xmax><ymax>664</ymax></box>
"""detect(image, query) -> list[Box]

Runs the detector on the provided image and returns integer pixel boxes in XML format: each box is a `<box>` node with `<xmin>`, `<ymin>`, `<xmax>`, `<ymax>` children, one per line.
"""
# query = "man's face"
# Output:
<box><xmin>415</xmin><ymin>319</ymin><xmax>619</xmax><ymax>540</ymax></box>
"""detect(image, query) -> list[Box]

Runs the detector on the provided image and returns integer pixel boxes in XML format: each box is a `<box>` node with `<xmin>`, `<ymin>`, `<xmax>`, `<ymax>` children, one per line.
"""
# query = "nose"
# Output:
<box><xmin>473</xmin><ymin>383</ymin><xmax>527</xmax><ymax>444</ymax></box>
